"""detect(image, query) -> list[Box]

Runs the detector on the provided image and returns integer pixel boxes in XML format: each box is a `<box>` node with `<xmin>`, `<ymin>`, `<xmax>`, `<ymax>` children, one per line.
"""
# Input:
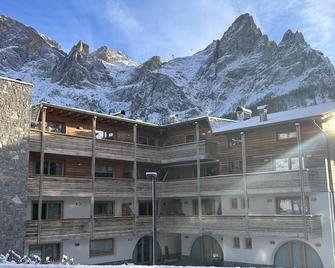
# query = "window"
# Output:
<box><xmin>275</xmin><ymin>157</ymin><xmax>303</xmax><ymax>171</ymax></box>
<box><xmin>122</xmin><ymin>203</ymin><xmax>132</xmax><ymax>216</ymax></box>
<box><xmin>231</xmin><ymin>198</ymin><xmax>238</xmax><ymax>209</ymax></box>
<box><xmin>35</xmin><ymin>161</ymin><xmax>64</xmax><ymax>176</ymax></box>
<box><xmin>185</xmin><ymin>135</ymin><xmax>195</xmax><ymax>143</ymax></box>
<box><xmin>245</xmin><ymin>238</ymin><xmax>252</xmax><ymax>249</ymax></box>
<box><xmin>277</xmin><ymin>131</ymin><xmax>297</xmax><ymax>140</ymax></box>
<box><xmin>199</xmin><ymin>166</ymin><xmax>218</xmax><ymax>177</ymax></box>
<box><xmin>96</xmin><ymin>131</ymin><xmax>115</xmax><ymax>140</ymax></box>
<box><xmin>233</xmin><ymin>237</ymin><xmax>240</xmax><ymax>248</ymax></box>
<box><xmin>29</xmin><ymin>243</ymin><xmax>60</xmax><ymax>262</ymax></box>
<box><xmin>228</xmin><ymin>135</ymin><xmax>241</xmax><ymax>148</ymax></box>
<box><xmin>192</xmin><ymin>199</ymin><xmax>219</xmax><ymax>215</ymax></box>
<box><xmin>32</xmin><ymin>201</ymin><xmax>62</xmax><ymax>220</ymax></box>
<box><xmin>90</xmin><ymin>239</ymin><xmax>114</xmax><ymax>257</ymax></box>
<box><xmin>138</xmin><ymin>136</ymin><xmax>156</xmax><ymax>146</ymax></box>
<box><xmin>241</xmin><ymin>198</ymin><xmax>250</xmax><ymax>209</ymax></box>
<box><xmin>95</xmin><ymin>165</ymin><xmax>113</xmax><ymax>177</ymax></box>
<box><xmin>94</xmin><ymin>201</ymin><xmax>114</xmax><ymax>216</ymax></box>
<box><xmin>276</xmin><ymin>197</ymin><xmax>310</xmax><ymax>215</ymax></box>
<box><xmin>228</xmin><ymin>160</ymin><xmax>242</xmax><ymax>173</ymax></box>
<box><xmin>46</xmin><ymin>122</ymin><xmax>64</xmax><ymax>133</ymax></box>
<box><xmin>139</xmin><ymin>200</ymin><xmax>152</xmax><ymax>216</ymax></box>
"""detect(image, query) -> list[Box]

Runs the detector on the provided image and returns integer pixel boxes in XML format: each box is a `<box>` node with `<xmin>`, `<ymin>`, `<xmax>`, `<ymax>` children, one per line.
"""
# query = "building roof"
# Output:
<box><xmin>32</xmin><ymin>102</ymin><xmax>234</xmax><ymax>130</ymax></box>
<box><xmin>213</xmin><ymin>102</ymin><xmax>335</xmax><ymax>134</ymax></box>
<box><xmin>0</xmin><ymin>75</ymin><xmax>33</xmax><ymax>86</ymax></box>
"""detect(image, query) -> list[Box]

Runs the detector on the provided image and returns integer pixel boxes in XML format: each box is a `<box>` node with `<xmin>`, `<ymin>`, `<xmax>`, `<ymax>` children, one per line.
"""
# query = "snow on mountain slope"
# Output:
<box><xmin>1</xmin><ymin>13</ymin><xmax>335</xmax><ymax>123</ymax></box>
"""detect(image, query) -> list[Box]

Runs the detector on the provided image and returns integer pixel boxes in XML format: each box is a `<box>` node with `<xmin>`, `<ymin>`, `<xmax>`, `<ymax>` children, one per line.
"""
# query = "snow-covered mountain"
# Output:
<box><xmin>1</xmin><ymin>13</ymin><xmax>335</xmax><ymax>123</ymax></box>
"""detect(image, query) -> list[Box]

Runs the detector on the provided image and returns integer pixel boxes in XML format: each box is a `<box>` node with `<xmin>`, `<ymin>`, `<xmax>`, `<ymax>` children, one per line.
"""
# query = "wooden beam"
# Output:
<box><xmin>195</xmin><ymin>122</ymin><xmax>202</xmax><ymax>231</ymax></box>
<box><xmin>133</xmin><ymin>124</ymin><xmax>138</xmax><ymax>234</ymax></box>
<box><xmin>37</xmin><ymin>107</ymin><xmax>47</xmax><ymax>244</ymax></box>
<box><xmin>90</xmin><ymin>116</ymin><xmax>97</xmax><ymax>239</ymax></box>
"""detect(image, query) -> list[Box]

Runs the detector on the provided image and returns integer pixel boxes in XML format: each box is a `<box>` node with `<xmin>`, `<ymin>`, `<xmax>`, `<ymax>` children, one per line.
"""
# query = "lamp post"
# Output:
<box><xmin>146</xmin><ymin>172</ymin><xmax>157</xmax><ymax>265</ymax></box>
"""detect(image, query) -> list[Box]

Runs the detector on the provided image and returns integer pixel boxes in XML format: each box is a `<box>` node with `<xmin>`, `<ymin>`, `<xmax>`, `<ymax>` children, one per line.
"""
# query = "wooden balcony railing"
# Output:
<box><xmin>25</xmin><ymin>216</ymin><xmax>152</xmax><ymax>244</ymax></box>
<box><xmin>25</xmin><ymin>214</ymin><xmax>322</xmax><ymax>244</ymax></box>
<box><xmin>29</xmin><ymin>130</ymin><xmax>216</xmax><ymax>164</ymax></box>
<box><xmin>158</xmin><ymin>215</ymin><xmax>322</xmax><ymax>238</ymax></box>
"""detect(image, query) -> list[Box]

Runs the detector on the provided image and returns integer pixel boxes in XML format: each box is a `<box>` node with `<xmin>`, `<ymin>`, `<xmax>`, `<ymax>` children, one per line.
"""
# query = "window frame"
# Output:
<box><xmin>185</xmin><ymin>134</ymin><xmax>195</xmax><ymax>144</ymax></box>
<box><xmin>95</xmin><ymin>165</ymin><xmax>114</xmax><ymax>177</ymax></box>
<box><xmin>89</xmin><ymin>238</ymin><xmax>115</xmax><ymax>257</ymax></box>
<box><xmin>245</xmin><ymin>238</ymin><xmax>252</xmax><ymax>249</ymax></box>
<box><xmin>275</xmin><ymin>196</ymin><xmax>310</xmax><ymax>215</ymax></box>
<box><xmin>233</xmin><ymin>237</ymin><xmax>240</xmax><ymax>249</ymax></box>
<box><xmin>94</xmin><ymin>201</ymin><xmax>115</xmax><ymax>217</ymax></box>
<box><xmin>46</xmin><ymin>122</ymin><xmax>65</xmax><ymax>134</ymax></box>
<box><xmin>231</xmin><ymin>198</ymin><xmax>238</xmax><ymax>209</ymax></box>
<box><xmin>35</xmin><ymin>160</ymin><xmax>65</xmax><ymax>176</ymax></box>
<box><xmin>29</xmin><ymin>243</ymin><xmax>61</xmax><ymax>262</ymax></box>
<box><xmin>32</xmin><ymin>201</ymin><xmax>63</xmax><ymax>220</ymax></box>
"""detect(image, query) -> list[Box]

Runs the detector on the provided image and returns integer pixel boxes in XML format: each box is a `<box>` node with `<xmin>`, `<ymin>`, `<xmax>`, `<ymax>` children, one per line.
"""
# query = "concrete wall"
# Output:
<box><xmin>0</xmin><ymin>77</ymin><xmax>32</xmax><ymax>255</ymax></box>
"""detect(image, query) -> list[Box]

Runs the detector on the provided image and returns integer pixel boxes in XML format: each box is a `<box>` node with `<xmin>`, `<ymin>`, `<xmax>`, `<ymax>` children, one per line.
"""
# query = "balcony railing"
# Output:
<box><xmin>158</xmin><ymin>215</ymin><xmax>322</xmax><ymax>238</ymax></box>
<box><xmin>29</xmin><ymin>130</ymin><xmax>216</xmax><ymax>163</ymax></box>
<box><xmin>25</xmin><ymin>214</ymin><xmax>322</xmax><ymax>244</ymax></box>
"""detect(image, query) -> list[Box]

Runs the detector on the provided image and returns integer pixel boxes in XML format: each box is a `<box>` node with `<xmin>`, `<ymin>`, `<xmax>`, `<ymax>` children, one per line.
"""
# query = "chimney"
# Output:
<box><xmin>235</xmin><ymin>106</ymin><xmax>252</xmax><ymax>121</ymax></box>
<box><xmin>113</xmin><ymin>110</ymin><xmax>126</xmax><ymax>118</ymax></box>
<box><xmin>257</xmin><ymin>105</ymin><xmax>268</xmax><ymax>122</ymax></box>
<box><xmin>170</xmin><ymin>114</ymin><xmax>179</xmax><ymax>124</ymax></box>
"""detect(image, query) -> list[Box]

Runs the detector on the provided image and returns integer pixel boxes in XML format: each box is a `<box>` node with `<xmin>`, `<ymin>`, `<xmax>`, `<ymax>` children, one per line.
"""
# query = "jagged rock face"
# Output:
<box><xmin>0</xmin><ymin>15</ymin><xmax>64</xmax><ymax>74</ymax></box>
<box><xmin>51</xmin><ymin>41</ymin><xmax>114</xmax><ymax>87</ymax></box>
<box><xmin>92</xmin><ymin>46</ymin><xmax>135</xmax><ymax>65</ymax></box>
<box><xmin>0</xmin><ymin>13</ymin><xmax>335</xmax><ymax>123</ymax></box>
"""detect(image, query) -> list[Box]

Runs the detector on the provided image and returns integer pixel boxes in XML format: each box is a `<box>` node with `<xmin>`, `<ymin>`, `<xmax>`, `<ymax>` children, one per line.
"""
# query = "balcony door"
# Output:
<box><xmin>274</xmin><ymin>241</ymin><xmax>323</xmax><ymax>268</ymax></box>
<box><xmin>191</xmin><ymin>235</ymin><xmax>223</xmax><ymax>266</ymax></box>
<box><xmin>132</xmin><ymin>236</ymin><xmax>161</xmax><ymax>265</ymax></box>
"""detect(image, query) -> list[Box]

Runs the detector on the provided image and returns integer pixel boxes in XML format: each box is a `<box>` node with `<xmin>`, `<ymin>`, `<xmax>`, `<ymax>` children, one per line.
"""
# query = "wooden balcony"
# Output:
<box><xmin>25</xmin><ymin>214</ymin><xmax>322</xmax><ymax>244</ymax></box>
<box><xmin>158</xmin><ymin>215</ymin><xmax>322</xmax><ymax>238</ymax></box>
<box><xmin>29</xmin><ymin>130</ymin><xmax>216</xmax><ymax>164</ymax></box>
<box><xmin>25</xmin><ymin>216</ymin><xmax>152</xmax><ymax>244</ymax></box>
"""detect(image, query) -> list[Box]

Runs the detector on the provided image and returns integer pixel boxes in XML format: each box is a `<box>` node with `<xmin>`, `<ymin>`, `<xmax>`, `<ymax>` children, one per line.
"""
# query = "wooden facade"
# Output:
<box><xmin>25</xmin><ymin>103</ymin><xmax>335</xmax><ymax>247</ymax></box>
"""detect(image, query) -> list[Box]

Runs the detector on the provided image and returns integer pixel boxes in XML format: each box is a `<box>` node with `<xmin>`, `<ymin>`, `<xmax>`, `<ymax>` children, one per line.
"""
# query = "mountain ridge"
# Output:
<box><xmin>1</xmin><ymin>13</ymin><xmax>335</xmax><ymax>123</ymax></box>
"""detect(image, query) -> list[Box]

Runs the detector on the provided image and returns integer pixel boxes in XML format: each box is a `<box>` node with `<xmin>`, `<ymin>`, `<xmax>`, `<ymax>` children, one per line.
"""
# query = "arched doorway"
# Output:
<box><xmin>190</xmin><ymin>235</ymin><xmax>223</xmax><ymax>266</ymax></box>
<box><xmin>132</xmin><ymin>236</ymin><xmax>161</xmax><ymax>265</ymax></box>
<box><xmin>274</xmin><ymin>241</ymin><xmax>323</xmax><ymax>268</ymax></box>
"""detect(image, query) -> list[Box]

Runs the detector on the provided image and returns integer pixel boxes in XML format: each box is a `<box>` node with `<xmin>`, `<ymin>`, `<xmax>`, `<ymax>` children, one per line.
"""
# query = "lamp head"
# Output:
<box><xmin>146</xmin><ymin>172</ymin><xmax>157</xmax><ymax>180</ymax></box>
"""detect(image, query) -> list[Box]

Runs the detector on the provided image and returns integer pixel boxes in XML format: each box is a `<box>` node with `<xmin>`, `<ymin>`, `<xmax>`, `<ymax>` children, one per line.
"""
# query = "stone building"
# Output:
<box><xmin>0</xmin><ymin>76</ymin><xmax>32</xmax><ymax>255</ymax></box>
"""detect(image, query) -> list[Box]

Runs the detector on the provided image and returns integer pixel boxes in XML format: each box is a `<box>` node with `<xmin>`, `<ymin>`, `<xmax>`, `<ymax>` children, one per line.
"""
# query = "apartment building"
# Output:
<box><xmin>1</xmin><ymin>76</ymin><xmax>335</xmax><ymax>267</ymax></box>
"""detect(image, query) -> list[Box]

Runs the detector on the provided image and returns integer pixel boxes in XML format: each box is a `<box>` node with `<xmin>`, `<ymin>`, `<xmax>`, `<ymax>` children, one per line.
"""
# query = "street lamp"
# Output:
<box><xmin>146</xmin><ymin>172</ymin><xmax>157</xmax><ymax>265</ymax></box>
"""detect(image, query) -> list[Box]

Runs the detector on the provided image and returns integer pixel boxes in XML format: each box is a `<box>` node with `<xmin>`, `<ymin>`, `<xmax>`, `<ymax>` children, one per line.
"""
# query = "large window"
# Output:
<box><xmin>139</xmin><ymin>200</ymin><xmax>152</xmax><ymax>216</ymax></box>
<box><xmin>35</xmin><ymin>161</ymin><xmax>64</xmax><ymax>176</ymax></box>
<box><xmin>29</xmin><ymin>243</ymin><xmax>60</xmax><ymax>262</ymax></box>
<box><xmin>46</xmin><ymin>122</ymin><xmax>64</xmax><ymax>133</ymax></box>
<box><xmin>233</xmin><ymin>237</ymin><xmax>240</xmax><ymax>248</ymax></box>
<box><xmin>277</xmin><ymin>131</ymin><xmax>297</xmax><ymax>140</ymax></box>
<box><xmin>32</xmin><ymin>201</ymin><xmax>62</xmax><ymax>220</ymax></box>
<box><xmin>94</xmin><ymin>201</ymin><xmax>115</xmax><ymax>217</ymax></box>
<box><xmin>90</xmin><ymin>239</ymin><xmax>114</xmax><ymax>257</ymax></box>
<box><xmin>275</xmin><ymin>157</ymin><xmax>301</xmax><ymax>171</ymax></box>
<box><xmin>192</xmin><ymin>199</ymin><xmax>220</xmax><ymax>215</ymax></box>
<box><xmin>138</xmin><ymin>136</ymin><xmax>156</xmax><ymax>146</ymax></box>
<box><xmin>228</xmin><ymin>159</ymin><xmax>242</xmax><ymax>173</ymax></box>
<box><xmin>276</xmin><ymin>197</ymin><xmax>310</xmax><ymax>215</ymax></box>
<box><xmin>95</xmin><ymin>165</ymin><xmax>113</xmax><ymax>177</ymax></box>
<box><xmin>245</xmin><ymin>238</ymin><xmax>252</xmax><ymax>249</ymax></box>
<box><xmin>185</xmin><ymin>135</ymin><xmax>195</xmax><ymax>143</ymax></box>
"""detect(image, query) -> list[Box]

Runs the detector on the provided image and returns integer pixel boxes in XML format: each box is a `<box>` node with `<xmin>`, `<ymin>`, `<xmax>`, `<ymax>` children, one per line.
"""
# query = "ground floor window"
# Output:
<box><xmin>29</xmin><ymin>243</ymin><xmax>60</xmax><ymax>262</ymax></box>
<box><xmin>274</xmin><ymin>241</ymin><xmax>323</xmax><ymax>268</ymax></box>
<box><xmin>90</xmin><ymin>239</ymin><xmax>114</xmax><ymax>257</ymax></box>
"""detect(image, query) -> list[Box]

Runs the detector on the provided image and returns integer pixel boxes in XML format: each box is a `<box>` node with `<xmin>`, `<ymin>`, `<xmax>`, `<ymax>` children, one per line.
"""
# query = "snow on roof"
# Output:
<box><xmin>213</xmin><ymin>102</ymin><xmax>335</xmax><ymax>134</ymax></box>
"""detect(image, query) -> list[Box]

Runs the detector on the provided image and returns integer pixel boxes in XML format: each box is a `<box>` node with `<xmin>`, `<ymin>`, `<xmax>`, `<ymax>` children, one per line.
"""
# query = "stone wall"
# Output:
<box><xmin>0</xmin><ymin>77</ymin><xmax>32</xmax><ymax>255</ymax></box>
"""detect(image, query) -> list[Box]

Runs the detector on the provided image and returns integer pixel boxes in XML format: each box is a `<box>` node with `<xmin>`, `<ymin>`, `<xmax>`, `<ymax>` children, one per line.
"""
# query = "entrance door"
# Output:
<box><xmin>191</xmin><ymin>236</ymin><xmax>223</xmax><ymax>265</ymax></box>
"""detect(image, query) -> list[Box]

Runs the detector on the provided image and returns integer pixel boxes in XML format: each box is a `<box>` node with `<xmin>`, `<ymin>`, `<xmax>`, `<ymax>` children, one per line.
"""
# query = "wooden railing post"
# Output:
<box><xmin>37</xmin><ymin>106</ymin><xmax>47</xmax><ymax>244</ymax></box>
<box><xmin>133</xmin><ymin>124</ymin><xmax>138</xmax><ymax>234</ymax></box>
<box><xmin>195</xmin><ymin>122</ymin><xmax>202</xmax><ymax>233</ymax></box>
<box><xmin>90</xmin><ymin>116</ymin><xmax>97</xmax><ymax>239</ymax></box>
<box><xmin>296</xmin><ymin>122</ymin><xmax>308</xmax><ymax>240</ymax></box>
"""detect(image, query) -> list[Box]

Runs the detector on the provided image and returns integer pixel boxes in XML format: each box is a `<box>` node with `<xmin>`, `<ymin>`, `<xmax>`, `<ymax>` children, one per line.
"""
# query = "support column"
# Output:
<box><xmin>133</xmin><ymin>124</ymin><xmax>138</xmax><ymax>233</ymax></box>
<box><xmin>90</xmin><ymin>116</ymin><xmax>97</xmax><ymax>239</ymax></box>
<box><xmin>37</xmin><ymin>107</ymin><xmax>47</xmax><ymax>244</ymax></box>
<box><xmin>295</xmin><ymin>123</ymin><xmax>308</xmax><ymax>240</ymax></box>
<box><xmin>240</xmin><ymin>131</ymin><xmax>249</xmax><ymax>236</ymax></box>
<box><xmin>195</xmin><ymin>122</ymin><xmax>202</xmax><ymax>232</ymax></box>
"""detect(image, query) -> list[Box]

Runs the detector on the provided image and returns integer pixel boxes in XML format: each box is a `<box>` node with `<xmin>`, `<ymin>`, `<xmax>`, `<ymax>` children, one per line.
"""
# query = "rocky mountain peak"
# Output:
<box><xmin>280</xmin><ymin>29</ymin><xmax>307</xmax><ymax>47</ymax></box>
<box><xmin>130</xmin><ymin>56</ymin><xmax>162</xmax><ymax>83</ymax></box>
<box><xmin>223</xmin><ymin>13</ymin><xmax>262</xmax><ymax>39</ymax></box>
<box><xmin>92</xmin><ymin>45</ymin><xmax>135</xmax><ymax>65</ymax></box>
<box><xmin>70</xmin><ymin>40</ymin><xmax>90</xmax><ymax>55</ymax></box>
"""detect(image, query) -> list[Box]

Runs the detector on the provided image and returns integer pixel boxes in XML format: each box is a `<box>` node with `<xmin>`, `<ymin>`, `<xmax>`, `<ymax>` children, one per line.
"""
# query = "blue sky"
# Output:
<box><xmin>1</xmin><ymin>0</ymin><xmax>335</xmax><ymax>63</ymax></box>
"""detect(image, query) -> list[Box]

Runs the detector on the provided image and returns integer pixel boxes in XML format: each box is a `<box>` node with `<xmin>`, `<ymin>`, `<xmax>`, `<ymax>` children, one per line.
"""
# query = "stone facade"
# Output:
<box><xmin>0</xmin><ymin>77</ymin><xmax>32</xmax><ymax>255</ymax></box>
